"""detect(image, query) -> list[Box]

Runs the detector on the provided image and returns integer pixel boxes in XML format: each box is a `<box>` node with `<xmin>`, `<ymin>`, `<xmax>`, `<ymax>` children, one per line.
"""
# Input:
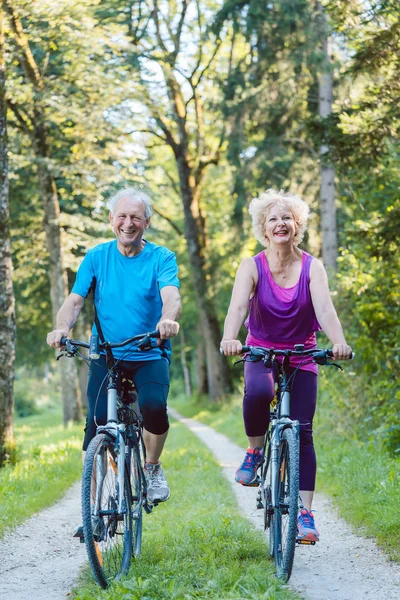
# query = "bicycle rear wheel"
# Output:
<box><xmin>272</xmin><ymin>426</ymin><xmax>299</xmax><ymax>581</ymax></box>
<box><xmin>82</xmin><ymin>433</ymin><xmax>133</xmax><ymax>588</ymax></box>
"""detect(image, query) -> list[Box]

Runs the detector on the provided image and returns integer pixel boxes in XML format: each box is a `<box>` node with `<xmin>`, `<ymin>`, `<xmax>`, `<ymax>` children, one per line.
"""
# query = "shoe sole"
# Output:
<box><xmin>235</xmin><ymin>477</ymin><xmax>260</xmax><ymax>487</ymax></box>
<box><xmin>148</xmin><ymin>491</ymin><xmax>171</xmax><ymax>505</ymax></box>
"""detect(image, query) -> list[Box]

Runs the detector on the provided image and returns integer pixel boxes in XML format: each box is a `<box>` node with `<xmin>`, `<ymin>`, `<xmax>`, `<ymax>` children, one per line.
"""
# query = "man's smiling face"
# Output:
<box><xmin>109</xmin><ymin>196</ymin><xmax>150</xmax><ymax>251</ymax></box>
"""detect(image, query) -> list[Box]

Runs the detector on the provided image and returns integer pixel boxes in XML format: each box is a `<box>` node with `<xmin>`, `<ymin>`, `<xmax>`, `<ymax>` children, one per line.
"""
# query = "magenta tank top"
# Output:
<box><xmin>245</xmin><ymin>251</ymin><xmax>322</xmax><ymax>374</ymax></box>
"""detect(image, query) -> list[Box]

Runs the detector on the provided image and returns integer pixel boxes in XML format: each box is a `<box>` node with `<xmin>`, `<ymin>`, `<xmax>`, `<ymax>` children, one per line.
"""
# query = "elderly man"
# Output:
<box><xmin>47</xmin><ymin>187</ymin><xmax>181</xmax><ymax>504</ymax></box>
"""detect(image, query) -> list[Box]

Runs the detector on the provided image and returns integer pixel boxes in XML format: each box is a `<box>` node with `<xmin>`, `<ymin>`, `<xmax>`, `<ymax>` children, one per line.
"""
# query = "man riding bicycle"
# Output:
<box><xmin>47</xmin><ymin>187</ymin><xmax>181</xmax><ymax>505</ymax></box>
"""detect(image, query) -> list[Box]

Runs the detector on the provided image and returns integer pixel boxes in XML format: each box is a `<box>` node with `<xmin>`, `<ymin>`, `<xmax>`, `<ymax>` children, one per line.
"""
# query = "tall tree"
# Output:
<box><xmin>317</xmin><ymin>1</ymin><xmax>337</xmax><ymax>271</ymax></box>
<box><xmin>4</xmin><ymin>0</ymin><xmax>82</xmax><ymax>423</ymax></box>
<box><xmin>0</xmin><ymin>2</ymin><xmax>16</xmax><ymax>466</ymax></box>
<box><xmin>98</xmin><ymin>0</ymin><xmax>235</xmax><ymax>399</ymax></box>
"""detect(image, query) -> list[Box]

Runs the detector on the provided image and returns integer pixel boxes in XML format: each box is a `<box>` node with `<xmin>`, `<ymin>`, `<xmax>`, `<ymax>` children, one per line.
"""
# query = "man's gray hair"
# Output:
<box><xmin>107</xmin><ymin>187</ymin><xmax>152</xmax><ymax>218</ymax></box>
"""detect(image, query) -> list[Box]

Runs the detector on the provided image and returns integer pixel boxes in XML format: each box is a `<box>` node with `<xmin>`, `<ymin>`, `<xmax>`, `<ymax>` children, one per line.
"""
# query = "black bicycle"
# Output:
<box><xmin>59</xmin><ymin>330</ymin><xmax>160</xmax><ymax>588</ymax></box>
<box><xmin>239</xmin><ymin>344</ymin><xmax>352</xmax><ymax>581</ymax></box>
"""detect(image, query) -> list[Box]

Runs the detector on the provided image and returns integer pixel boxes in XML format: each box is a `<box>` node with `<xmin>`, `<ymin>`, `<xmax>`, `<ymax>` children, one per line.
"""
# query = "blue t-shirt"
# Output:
<box><xmin>72</xmin><ymin>240</ymin><xmax>180</xmax><ymax>361</ymax></box>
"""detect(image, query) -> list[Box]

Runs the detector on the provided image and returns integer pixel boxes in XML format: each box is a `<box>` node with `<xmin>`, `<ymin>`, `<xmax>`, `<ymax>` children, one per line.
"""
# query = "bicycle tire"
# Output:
<box><xmin>260</xmin><ymin>442</ymin><xmax>274</xmax><ymax>557</ymax></box>
<box><xmin>82</xmin><ymin>433</ymin><xmax>133</xmax><ymax>588</ymax></box>
<box><xmin>127</xmin><ymin>433</ymin><xmax>145</xmax><ymax>556</ymax></box>
<box><xmin>272</xmin><ymin>426</ymin><xmax>299</xmax><ymax>581</ymax></box>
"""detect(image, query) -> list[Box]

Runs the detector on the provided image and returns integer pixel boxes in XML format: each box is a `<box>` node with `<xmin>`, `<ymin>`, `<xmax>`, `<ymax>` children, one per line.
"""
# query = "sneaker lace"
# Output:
<box><xmin>241</xmin><ymin>452</ymin><xmax>259</xmax><ymax>471</ymax></box>
<box><xmin>299</xmin><ymin>510</ymin><xmax>315</xmax><ymax>527</ymax></box>
<box><xmin>146</xmin><ymin>465</ymin><xmax>165</xmax><ymax>488</ymax></box>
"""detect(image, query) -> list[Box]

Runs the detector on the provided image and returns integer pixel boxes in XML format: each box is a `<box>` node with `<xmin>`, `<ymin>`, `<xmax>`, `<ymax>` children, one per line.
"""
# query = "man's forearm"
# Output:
<box><xmin>56</xmin><ymin>294</ymin><xmax>84</xmax><ymax>332</ymax></box>
<box><xmin>159</xmin><ymin>296</ymin><xmax>181</xmax><ymax>322</ymax></box>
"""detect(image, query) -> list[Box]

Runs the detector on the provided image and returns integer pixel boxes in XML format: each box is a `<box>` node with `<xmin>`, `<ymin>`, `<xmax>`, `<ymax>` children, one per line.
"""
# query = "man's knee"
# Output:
<box><xmin>139</xmin><ymin>383</ymin><xmax>169</xmax><ymax>434</ymax></box>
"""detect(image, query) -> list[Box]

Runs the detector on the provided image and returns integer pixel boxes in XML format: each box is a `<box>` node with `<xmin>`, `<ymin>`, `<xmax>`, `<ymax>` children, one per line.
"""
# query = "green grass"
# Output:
<box><xmin>170</xmin><ymin>391</ymin><xmax>400</xmax><ymax>562</ymax></box>
<box><xmin>73</xmin><ymin>420</ymin><xmax>299</xmax><ymax>600</ymax></box>
<box><xmin>0</xmin><ymin>409</ymin><xmax>83</xmax><ymax>537</ymax></box>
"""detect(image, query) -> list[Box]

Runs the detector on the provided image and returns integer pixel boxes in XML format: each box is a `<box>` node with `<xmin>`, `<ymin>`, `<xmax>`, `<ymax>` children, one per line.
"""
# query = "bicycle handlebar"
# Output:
<box><xmin>240</xmin><ymin>345</ymin><xmax>354</xmax><ymax>365</ymax></box>
<box><xmin>59</xmin><ymin>330</ymin><xmax>161</xmax><ymax>359</ymax></box>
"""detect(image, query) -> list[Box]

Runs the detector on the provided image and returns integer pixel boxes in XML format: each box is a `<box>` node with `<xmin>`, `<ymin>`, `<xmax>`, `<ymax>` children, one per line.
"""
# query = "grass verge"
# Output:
<box><xmin>0</xmin><ymin>409</ymin><xmax>82</xmax><ymax>538</ymax></box>
<box><xmin>73</xmin><ymin>419</ymin><xmax>299</xmax><ymax>600</ymax></box>
<box><xmin>170</xmin><ymin>391</ymin><xmax>400</xmax><ymax>562</ymax></box>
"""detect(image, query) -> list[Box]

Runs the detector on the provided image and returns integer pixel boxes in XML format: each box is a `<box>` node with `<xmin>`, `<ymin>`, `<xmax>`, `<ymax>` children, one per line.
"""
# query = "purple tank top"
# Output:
<box><xmin>245</xmin><ymin>251</ymin><xmax>321</xmax><ymax>374</ymax></box>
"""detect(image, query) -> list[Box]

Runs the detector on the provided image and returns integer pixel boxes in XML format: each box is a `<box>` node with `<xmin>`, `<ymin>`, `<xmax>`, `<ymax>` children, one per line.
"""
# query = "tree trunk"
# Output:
<box><xmin>195</xmin><ymin>332</ymin><xmax>208</xmax><ymax>395</ymax></box>
<box><xmin>318</xmin><ymin>2</ymin><xmax>337</xmax><ymax>272</ymax></box>
<box><xmin>179</xmin><ymin>328</ymin><xmax>192</xmax><ymax>398</ymax></box>
<box><xmin>176</xmin><ymin>155</ymin><xmax>232</xmax><ymax>400</ymax></box>
<box><xmin>35</xmin><ymin>120</ymin><xmax>82</xmax><ymax>424</ymax></box>
<box><xmin>74</xmin><ymin>314</ymin><xmax>89</xmax><ymax>412</ymax></box>
<box><xmin>0</xmin><ymin>7</ymin><xmax>16</xmax><ymax>466</ymax></box>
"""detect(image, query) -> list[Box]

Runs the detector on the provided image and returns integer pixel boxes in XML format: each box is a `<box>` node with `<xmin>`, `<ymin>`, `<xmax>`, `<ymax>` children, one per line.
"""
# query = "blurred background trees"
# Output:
<box><xmin>0</xmin><ymin>0</ymin><xmax>398</xmax><ymax>464</ymax></box>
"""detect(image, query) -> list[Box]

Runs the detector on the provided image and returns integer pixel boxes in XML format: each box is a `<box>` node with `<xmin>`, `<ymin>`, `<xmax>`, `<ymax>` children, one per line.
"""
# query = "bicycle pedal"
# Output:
<box><xmin>296</xmin><ymin>538</ymin><xmax>316</xmax><ymax>545</ymax></box>
<box><xmin>73</xmin><ymin>526</ymin><xmax>85</xmax><ymax>543</ymax></box>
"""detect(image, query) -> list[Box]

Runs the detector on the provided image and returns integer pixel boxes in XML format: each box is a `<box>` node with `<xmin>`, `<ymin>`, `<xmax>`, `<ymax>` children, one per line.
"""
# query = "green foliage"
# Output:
<box><xmin>73</xmin><ymin>420</ymin><xmax>298</xmax><ymax>599</ymax></box>
<box><xmin>315</xmin><ymin>383</ymin><xmax>400</xmax><ymax>561</ymax></box>
<box><xmin>13</xmin><ymin>367</ymin><xmax>61</xmax><ymax>417</ymax></box>
<box><xmin>0</xmin><ymin>409</ymin><xmax>82</xmax><ymax>537</ymax></box>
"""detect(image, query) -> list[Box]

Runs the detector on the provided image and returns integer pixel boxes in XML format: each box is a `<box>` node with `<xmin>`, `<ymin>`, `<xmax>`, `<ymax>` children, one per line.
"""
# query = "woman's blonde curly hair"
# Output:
<box><xmin>249</xmin><ymin>188</ymin><xmax>310</xmax><ymax>248</ymax></box>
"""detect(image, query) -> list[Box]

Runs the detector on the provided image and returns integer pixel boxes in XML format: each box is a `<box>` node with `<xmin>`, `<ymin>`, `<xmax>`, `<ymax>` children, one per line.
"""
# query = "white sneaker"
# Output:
<box><xmin>144</xmin><ymin>462</ymin><xmax>170</xmax><ymax>504</ymax></box>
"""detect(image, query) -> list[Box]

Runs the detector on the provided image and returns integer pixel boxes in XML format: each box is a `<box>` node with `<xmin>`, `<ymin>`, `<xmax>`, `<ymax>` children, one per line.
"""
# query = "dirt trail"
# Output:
<box><xmin>1</xmin><ymin>413</ymin><xmax>399</xmax><ymax>600</ymax></box>
<box><xmin>168</xmin><ymin>408</ymin><xmax>400</xmax><ymax>600</ymax></box>
<box><xmin>0</xmin><ymin>481</ymin><xmax>86</xmax><ymax>600</ymax></box>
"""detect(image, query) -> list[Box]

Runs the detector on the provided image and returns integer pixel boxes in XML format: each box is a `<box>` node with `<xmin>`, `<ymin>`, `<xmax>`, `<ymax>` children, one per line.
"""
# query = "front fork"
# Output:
<box><xmin>258</xmin><ymin>418</ymin><xmax>300</xmax><ymax>511</ymax></box>
<box><xmin>93</xmin><ymin>426</ymin><xmax>127</xmax><ymax>516</ymax></box>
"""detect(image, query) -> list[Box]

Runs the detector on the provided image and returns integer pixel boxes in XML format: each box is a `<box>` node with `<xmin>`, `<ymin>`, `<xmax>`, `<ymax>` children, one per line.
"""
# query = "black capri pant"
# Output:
<box><xmin>83</xmin><ymin>355</ymin><xmax>170</xmax><ymax>450</ymax></box>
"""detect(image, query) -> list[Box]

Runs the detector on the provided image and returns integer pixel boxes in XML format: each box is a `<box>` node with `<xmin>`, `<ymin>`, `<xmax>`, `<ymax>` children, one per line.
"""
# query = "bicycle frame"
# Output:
<box><xmin>263</xmin><ymin>362</ymin><xmax>300</xmax><ymax>513</ymax></box>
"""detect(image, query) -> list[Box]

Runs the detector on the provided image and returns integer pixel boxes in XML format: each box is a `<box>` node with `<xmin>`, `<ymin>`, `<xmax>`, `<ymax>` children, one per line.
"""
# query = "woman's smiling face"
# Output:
<box><xmin>264</xmin><ymin>203</ymin><xmax>297</xmax><ymax>246</ymax></box>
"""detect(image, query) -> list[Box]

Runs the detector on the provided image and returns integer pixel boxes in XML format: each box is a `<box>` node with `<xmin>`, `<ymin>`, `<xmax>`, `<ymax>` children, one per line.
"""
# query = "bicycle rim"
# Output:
<box><xmin>82</xmin><ymin>433</ymin><xmax>133</xmax><ymax>588</ymax></box>
<box><xmin>273</xmin><ymin>427</ymin><xmax>299</xmax><ymax>581</ymax></box>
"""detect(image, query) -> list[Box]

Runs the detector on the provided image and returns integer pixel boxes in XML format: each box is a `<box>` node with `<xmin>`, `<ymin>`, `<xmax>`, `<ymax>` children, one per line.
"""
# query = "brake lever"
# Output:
<box><xmin>327</xmin><ymin>361</ymin><xmax>344</xmax><ymax>371</ymax></box>
<box><xmin>233</xmin><ymin>358</ymin><xmax>246</xmax><ymax>366</ymax></box>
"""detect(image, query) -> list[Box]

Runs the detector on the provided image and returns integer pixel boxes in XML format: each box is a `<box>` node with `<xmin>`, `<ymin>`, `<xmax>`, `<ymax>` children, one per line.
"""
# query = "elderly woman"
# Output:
<box><xmin>220</xmin><ymin>188</ymin><xmax>351</xmax><ymax>542</ymax></box>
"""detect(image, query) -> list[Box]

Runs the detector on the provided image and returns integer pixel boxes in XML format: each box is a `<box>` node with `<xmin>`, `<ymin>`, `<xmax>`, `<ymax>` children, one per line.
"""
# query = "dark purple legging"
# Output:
<box><xmin>243</xmin><ymin>360</ymin><xmax>318</xmax><ymax>491</ymax></box>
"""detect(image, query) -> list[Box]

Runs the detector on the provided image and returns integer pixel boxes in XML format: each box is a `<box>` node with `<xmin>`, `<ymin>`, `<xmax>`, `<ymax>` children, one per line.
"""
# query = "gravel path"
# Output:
<box><xmin>1</xmin><ymin>413</ymin><xmax>399</xmax><ymax>600</ymax></box>
<box><xmin>168</xmin><ymin>408</ymin><xmax>400</xmax><ymax>600</ymax></box>
<box><xmin>0</xmin><ymin>481</ymin><xmax>86</xmax><ymax>600</ymax></box>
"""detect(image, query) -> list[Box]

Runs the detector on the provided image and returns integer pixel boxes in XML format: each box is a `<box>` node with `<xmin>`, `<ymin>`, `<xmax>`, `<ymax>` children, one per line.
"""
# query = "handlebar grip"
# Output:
<box><xmin>60</xmin><ymin>336</ymin><xmax>68</xmax><ymax>346</ymax></box>
<box><xmin>327</xmin><ymin>349</ymin><xmax>355</xmax><ymax>360</ymax></box>
<box><xmin>241</xmin><ymin>345</ymin><xmax>250</xmax><ymax>353</ymax></box>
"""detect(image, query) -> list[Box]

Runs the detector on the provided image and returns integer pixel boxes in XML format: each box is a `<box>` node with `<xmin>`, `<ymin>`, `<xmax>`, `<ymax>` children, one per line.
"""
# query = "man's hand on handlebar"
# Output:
<box><xmin>46</xmin><ymin>329</ymin><xmax>70</xmax><ymax>349</ymax></box>
<box><xmin>220</xmin><ymin>339</ymin><xmax>243</xmax><ymax>356</ymax></box>
<box><xmin>156</xmin><ymin>319</ymin><xmax>180</xmax><ymax>340</ymax></box>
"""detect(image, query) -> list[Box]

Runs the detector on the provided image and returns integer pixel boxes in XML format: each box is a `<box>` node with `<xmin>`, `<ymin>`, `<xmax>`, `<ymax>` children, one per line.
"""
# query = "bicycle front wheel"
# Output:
<box><xmin>272</xmin><ymin>426</ymin><xmax>299</xmax><ymax>581</ymax></box>
<box><xmin>127</xmin><ymin>434</ymin><xmax>145</xmax><ymax>556</ymax></box>
<box><xmin>261</xmin><ymin>442</ymin><xmax>274</xmax><ymax>558</ymax></box>
<box><xmin>82</xmin><ymin>433</ymin><xmax>133</xmax><ymax>588</ymax></box>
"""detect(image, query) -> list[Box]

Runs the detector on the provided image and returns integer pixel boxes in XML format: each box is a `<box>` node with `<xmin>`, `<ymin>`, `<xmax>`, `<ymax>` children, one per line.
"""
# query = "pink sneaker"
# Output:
<box><xmin>297</xmin><ymin>509</ymin><xmax>319</xmax><ymax>542</ymax></box>
<box><xmin>235</xmin><ymin>447</ymin><xmax>264</xmax><ymax>486</ymax></box>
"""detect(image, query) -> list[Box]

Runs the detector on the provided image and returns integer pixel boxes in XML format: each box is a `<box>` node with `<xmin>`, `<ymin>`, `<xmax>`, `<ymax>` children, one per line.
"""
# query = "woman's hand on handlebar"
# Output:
<box><xmin>220</xmin><ymin>339</ymin><xmax>243</xmax><ymax>356</ymax></box>
<box><xmin>332</xmin><ymin>343</ymin><xmax>353</xmax><ymax>360</ymax></box>
<box><xmin>46</xmin><ymin>329</ymin><xmax>70</xmax><ymax>349</ymax></box>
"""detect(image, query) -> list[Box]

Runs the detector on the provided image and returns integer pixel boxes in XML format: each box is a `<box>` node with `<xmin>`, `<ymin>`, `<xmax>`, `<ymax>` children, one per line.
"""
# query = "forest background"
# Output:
<box><xmin>0</xmin><ymin>0</ymin><xmax>399</xmax><ymax>474</ymax></box>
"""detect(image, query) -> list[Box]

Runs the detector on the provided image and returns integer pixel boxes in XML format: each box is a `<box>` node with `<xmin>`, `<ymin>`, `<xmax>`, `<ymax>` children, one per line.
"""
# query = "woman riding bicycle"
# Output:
<box><xmin>220</xmin><ymin>188</ymin><xmax>352</xmax><ymax>542</ymax></box>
